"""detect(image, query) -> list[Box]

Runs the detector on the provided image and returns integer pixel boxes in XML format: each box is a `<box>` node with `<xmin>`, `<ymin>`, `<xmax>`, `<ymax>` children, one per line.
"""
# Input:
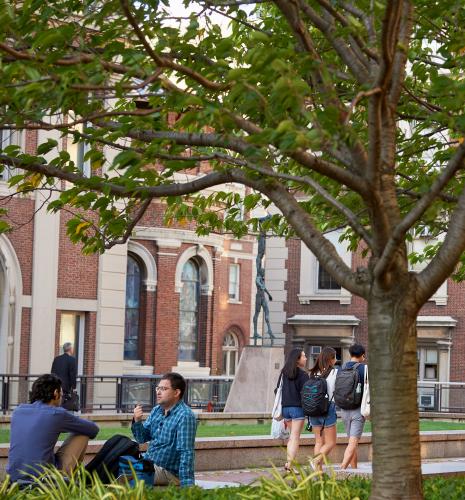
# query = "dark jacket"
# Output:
<box><xmin>281</xmin><ymin>368</ymin><xmax>309</xmax><ymax>407</ymax></box>
<box><xmin>51</xmin><ymin>353</ymin><xmax>77</xmax><ymax>393</ymax></box>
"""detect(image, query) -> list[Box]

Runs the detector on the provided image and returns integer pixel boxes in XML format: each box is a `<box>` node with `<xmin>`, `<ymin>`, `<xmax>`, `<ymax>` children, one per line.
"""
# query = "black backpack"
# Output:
<box><xmin>334</xmin><ymin>362</ymin><xmax>362</xmax><ymax>410</ymax></box>
<box><xmin>85</xmin><ymin>434</ymin><xmax>140</xmax><ymax>483</ymax></box>
<box><xmin>301</xmin><ymin>376</ymin><xmax>330</xmax><ymax>417</ymax></box>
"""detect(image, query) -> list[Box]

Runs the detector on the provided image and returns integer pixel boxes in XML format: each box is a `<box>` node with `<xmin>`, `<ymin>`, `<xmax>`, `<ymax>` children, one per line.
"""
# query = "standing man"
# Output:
<box><xmin>340</xmin><ymin>343</ymin><xmax>368</xmax><ymax>469</ymax></box>
<box><xmin>51</xmin><ymin>342</ymin><xmax>77</xmax><ymax>409</ymax></box>
<box><xmin>132</xmin><ymin>372</ymin><xmax>197</xmax><ymax>487</ymax></box>
<box><xmin>7</xmin><ymin>374</ymin><xmax>99</xmax><ymax>483</ymax></box>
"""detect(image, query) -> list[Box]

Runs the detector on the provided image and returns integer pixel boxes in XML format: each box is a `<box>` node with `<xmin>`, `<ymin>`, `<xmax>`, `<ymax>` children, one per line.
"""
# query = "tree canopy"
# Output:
<box><xmin>2</xmin><ymin>1</ymin><xmax>465</xmax><ymax>497</ymax></box>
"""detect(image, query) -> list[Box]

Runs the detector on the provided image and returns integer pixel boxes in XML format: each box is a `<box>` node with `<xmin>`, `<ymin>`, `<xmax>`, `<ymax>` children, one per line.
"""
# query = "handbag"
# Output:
<box><xmin>271</xmin><ymin>418</ymin><xmax>290</xmax><ymax>439</ymax></box>
<box><xmin>271</xmin><ymin>373</ymin><xmax>283</xmax><ymax>421</ymax></box>
<box><xmin>360</xmin><ymin>365</ymin><xmax>370</xmax><ymax>419</ymax></box>
<box><xmin>62</xmin><ymin>390</ymin><xmax>80</xmax><ymax>412</ymax></box>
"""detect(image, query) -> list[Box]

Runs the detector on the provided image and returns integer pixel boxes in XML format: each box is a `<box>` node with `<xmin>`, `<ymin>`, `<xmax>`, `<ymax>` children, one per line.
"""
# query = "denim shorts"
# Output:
<box><xmin>309</xmin><ymin>402</ymin><xmax>337</xmax><ymax>428</ymax></box>
<box><xmin>282</xmin><ymin>406</ymin><xmax>305</xmax><ymax>421</ymax></box>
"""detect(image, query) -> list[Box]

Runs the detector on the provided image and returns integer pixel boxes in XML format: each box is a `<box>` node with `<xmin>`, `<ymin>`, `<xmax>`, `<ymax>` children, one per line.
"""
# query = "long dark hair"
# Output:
<box><xmin>310</xmin><ymin>347</ymin><xmax>336</xmax><ymax>378</ymax></box>
<box><xmin>282</xmin><ymin>348</ymin><xmax>305</xmax><ymax>380</ymax></box>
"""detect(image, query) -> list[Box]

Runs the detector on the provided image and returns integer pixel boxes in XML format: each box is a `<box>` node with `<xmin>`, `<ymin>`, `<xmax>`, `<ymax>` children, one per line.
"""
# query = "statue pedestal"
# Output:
<box><xmin>224</xmin><ymin>345</ymin><xmax>284</xmax><ymax>413</ymax></box>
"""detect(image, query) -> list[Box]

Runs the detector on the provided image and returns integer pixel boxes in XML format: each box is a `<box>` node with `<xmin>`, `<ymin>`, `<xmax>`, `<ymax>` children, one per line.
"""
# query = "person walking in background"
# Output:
<box><xmin>281</xmin><ymin>348</ymin><xmax>309</xmax><ymax>472</ymax></box>
<box><xmin>308</xmin><ymin>347</ymin><xmax>338</xmax><ymax>471</ymax></box>
<box><xmin>51</xmin><ymin>342</ymin><xmax>77</xmax><ymax>409</ymax></box>
<box><xmin>339</xmin><ymin>343</ymin><xmax>368</xmax><ymax>469</ymax></box>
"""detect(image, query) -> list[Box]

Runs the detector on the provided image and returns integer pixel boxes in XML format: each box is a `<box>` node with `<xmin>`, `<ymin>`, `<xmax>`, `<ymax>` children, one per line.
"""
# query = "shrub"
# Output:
<box><xmin>238</xmin><ymin>463</ymin><xmax>363</xmax><ymax>500</ymax></box>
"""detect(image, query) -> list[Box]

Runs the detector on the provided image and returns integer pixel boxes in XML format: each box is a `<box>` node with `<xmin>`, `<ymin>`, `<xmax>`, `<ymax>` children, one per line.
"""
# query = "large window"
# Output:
<box><xmin>317</xmin><ymin>265</ymin><xmax>341</xmax><ymax>290</ymax></box>
<box><xmin>228</xmin><ymin>263</ymin><xmax>240</xmax><ymax>301</ymax></box>
<box><xmin>222</xmin><ymin>332</ymin><xmax>239</xmax><ymax>376</ymax></box>
<box><xmin>417</xmin><ymin>347</ymin><xmax>438</xmax><ymax>381</ymax></box>
<box><xmin>124</xmin><ymin>255</ymin><xmax>142</xmax><ymax>360</ymax></box>
<box><xmin>178</xmin><ymin>259</ymin><xmax>200</xmax><ymax>361</ymax></box>
<box><xmin>298</xmin><ymin>230</ymin><xmax>352</xmax><ymax>304</ymax></box>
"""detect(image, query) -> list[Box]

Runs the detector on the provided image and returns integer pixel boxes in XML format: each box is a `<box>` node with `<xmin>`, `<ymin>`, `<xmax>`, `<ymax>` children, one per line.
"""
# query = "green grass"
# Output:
<box><xmin>1</xmin><ymin>419</ymin><xmax>465</xmax><ymax>443</ymax></box>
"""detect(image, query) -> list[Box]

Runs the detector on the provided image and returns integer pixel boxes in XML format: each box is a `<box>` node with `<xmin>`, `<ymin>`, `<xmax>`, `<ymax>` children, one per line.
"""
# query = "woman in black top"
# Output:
<box><xmin>281</xmin><ymin>348</ymin><xmax>309</xmax><ymax>472</ymax></box>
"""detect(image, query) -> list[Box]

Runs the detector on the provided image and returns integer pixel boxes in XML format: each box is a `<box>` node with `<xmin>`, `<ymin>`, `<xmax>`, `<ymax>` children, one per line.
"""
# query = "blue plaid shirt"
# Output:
<box><xmin>131</xmin><ymin>401</ymin><xmax>197</xmax><ymax>487</ymax></box>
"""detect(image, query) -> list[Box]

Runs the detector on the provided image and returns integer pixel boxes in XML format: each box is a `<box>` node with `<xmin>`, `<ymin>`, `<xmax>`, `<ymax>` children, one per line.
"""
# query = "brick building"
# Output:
<box><xmin>0</xmin><ymin>129</ymin><xmax>256</xmax><ymax>390</ymax></box>
<box><xmin>266</xmin><ymin>229</ymin><xmax>465</xmax><ymax>409</ymax></box>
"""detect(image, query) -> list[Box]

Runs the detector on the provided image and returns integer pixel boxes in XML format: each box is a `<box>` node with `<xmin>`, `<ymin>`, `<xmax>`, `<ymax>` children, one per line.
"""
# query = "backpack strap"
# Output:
<box><xmin>274</xmin><ymin>371</ymin><xmax>283</xmax><ymax>395</ymax></box>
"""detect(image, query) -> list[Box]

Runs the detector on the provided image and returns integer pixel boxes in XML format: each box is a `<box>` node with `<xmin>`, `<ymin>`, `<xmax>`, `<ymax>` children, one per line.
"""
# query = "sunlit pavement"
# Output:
<box><xmin>194</xmin><ymin>458</ymin><xmax>465</xmax><ymax>488</ymax></box>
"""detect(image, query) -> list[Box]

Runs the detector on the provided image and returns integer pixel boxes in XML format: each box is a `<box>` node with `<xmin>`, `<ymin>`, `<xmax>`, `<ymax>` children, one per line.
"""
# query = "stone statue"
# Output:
<box><xmin>253</xmin><ymin>216</ymin><xmax>274</xmax><ymax>342</ymax></box>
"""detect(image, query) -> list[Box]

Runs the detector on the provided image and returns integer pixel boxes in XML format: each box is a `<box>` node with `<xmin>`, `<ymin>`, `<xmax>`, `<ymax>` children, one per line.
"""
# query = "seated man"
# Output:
<box><xmin>132</xmin><ymin>372</ymin><xmax>197</xmax><ymax>487</ymax></box>
<box><xmin>7</xmin><ymin>373</ymin><xmax>99</xmax><ymax>483</ymax></box>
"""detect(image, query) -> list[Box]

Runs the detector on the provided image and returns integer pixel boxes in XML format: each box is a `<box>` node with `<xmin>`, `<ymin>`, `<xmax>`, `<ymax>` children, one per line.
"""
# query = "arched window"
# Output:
<box><xmin>124</xmin><ymin>254</ymin><xmax>142</xmax><ymax>360</ymax></box>
<box><xmin>178</xmin><ymin>259</ymin><xmax>200</xmax><ymax>361</ymax></box>
<box><xmin>222</xmin><ymin>331</ymin><xmax>239</xmax><ymax>376</ymax></box>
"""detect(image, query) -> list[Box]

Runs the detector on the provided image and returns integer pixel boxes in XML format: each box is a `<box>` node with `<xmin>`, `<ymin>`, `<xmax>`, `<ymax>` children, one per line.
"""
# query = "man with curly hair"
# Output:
<box><xmin>7</xmin><ymin>373</ymin><xmax>99</xmax><ymax>483</ymax></box>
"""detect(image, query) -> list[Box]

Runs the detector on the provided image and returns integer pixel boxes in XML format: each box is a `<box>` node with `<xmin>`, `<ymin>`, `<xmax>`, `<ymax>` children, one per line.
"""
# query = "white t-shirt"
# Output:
<box><xmin>326</xmin><ymin>368</ymin><xmax>337</xmax><ymax>400</ymax></box>
<box><xmin>316</xmin><ymin>368</ymin><xmax>337</xmax><ymax>400</ymax></box>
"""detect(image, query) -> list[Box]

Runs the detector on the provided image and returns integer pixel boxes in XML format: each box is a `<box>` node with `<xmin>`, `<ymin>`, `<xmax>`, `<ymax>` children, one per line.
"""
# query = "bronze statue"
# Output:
<box><xmin>253</xmin><ymin>216</ymin><xmax>274</xmax><ymax>343</ymax></box>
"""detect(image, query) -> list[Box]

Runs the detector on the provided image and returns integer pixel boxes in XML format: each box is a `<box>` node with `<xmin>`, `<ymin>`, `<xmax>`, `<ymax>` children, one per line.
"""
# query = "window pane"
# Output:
<box><xmin>0</xmin><ymin>129</ymin><xmax>15</xmax><ymax>180</ymax></box>
<box><xmin>228</xmin><ymin>264</ymin><xmax>239</xmax><ymax>299</ymax></box>
<box><xmin>124</xmin><ymin>255</ymin><xmax>142</xmax><ymax>360</ymax></box>
<box><xmin>426</xmin><ymin>349</ymin><xmax>438</xmax><ymax>364</ymax></box>
<box><xmin>230</xmin><ymin>351</ymin><xmax>236</xmax><ymax>375</ymax></box>
<box><xmin>178</xmin><ymin>259</ymin><xmax>199</xmax><ymax>362</ymax></box>
<box><xmin>223</xmin><ymin>352</ymin><xmax>228</xmax><ymax>375</ymax></box>
<box><xmin>318</xmin><ymin>265</ymin><xmax>341</xmax><ymax>290</ymax></box>
<box><xmin>425</xmin><ymin>365</ymin><xmax>437</xmax><ymax>380</ymax></box>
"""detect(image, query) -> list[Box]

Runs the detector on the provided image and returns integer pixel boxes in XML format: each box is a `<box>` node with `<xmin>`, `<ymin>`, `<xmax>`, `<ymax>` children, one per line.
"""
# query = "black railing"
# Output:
<box><xmin>0</xmin><ymin>374</ymin><xmax>234</xmax><ymax>414</ymax></box>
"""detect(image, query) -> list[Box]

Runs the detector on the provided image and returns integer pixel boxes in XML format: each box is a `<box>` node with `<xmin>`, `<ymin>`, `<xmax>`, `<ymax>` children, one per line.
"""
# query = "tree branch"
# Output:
<box><xmin>0</xmin><ymin>154</ymin><xmax>235</xmax><ymax>198</ymax></box>
<box><xmin>119</xmin><ymin>0</ymin><xmax>229</xmax><ymax>92</ymax></box>
<box><xmin>417</xmin><ymin>185</ymin><xmax>465</xmax><ymax>305</ymax></box>
<box><xmin>230</xmin><ymin>168</ymin><xmax>369</xmax><ymax>297</ymax></box>
<box><xmin>103</xmin><ymin>198</ymin><xmax>152</xmax><ymax>249</ymax></box>
<box><xmin>374</xmin><ymin>141</ymin><xmax>465</xmax><ymax>278</ymax></box>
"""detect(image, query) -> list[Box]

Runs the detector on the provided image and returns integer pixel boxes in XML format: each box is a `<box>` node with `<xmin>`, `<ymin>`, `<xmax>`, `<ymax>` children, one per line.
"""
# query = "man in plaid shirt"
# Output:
<box><xmin>132</xmin><ymin>372</ymin><xmax>197</xmax><ymax>487</ymax></box>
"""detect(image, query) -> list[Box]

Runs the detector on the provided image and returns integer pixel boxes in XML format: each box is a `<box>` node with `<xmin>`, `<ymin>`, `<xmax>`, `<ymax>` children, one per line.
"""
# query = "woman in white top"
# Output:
<box><xmin>309</xmin><ymin>346</ymin><xmax>338</xmax><ymax>470</ymax></box>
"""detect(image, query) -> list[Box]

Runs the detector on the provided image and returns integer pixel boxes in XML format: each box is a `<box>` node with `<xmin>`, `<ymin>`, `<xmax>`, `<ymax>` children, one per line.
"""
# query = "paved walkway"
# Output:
<box><xmin>194</xmin><ymin>458</ymin><xmax>465</xmax><ymax>488</ymax></box>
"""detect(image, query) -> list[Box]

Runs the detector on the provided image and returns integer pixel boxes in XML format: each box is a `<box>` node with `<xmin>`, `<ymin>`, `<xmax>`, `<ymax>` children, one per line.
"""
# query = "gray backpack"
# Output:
<box><xmin>334</xmin><ymin>362</ymin><xmax>362</xmax><ymax>410</ymax></box>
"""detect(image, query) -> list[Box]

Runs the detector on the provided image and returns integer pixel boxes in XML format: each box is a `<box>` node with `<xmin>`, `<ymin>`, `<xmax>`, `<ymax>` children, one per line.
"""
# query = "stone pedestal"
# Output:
<box><xmin>224</xmin><ymin>346</ymin><xmax>284</xmax><ymax>413</ymax></box>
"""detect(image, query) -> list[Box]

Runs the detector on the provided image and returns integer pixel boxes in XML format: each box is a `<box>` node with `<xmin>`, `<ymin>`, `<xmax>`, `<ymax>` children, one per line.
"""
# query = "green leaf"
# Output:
<box><xmin>37</xmin><ymin>139</ymin><xmax>58</xmax><ymax>155</ymax></box>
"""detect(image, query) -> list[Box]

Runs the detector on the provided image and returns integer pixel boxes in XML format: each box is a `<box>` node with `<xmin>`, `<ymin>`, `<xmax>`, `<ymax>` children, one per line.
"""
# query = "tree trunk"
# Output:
<box><xmin>368</xmin><ymin>285</ymin><xmax>423</xmax><ymax>500</ymax></box>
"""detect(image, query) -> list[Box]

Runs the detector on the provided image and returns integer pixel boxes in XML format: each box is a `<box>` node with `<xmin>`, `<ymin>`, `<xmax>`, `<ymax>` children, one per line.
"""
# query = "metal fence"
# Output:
<box><xmin>0</xmin><ymin>374</ymin><xmax>234</xmax><ymax>414</ymax></box>
<box><xmin>3</xmin><ymin>375</ymin><xmax>463</xmax><ymax>415</ymax></box>
<box><xmin>417</xmin><ymin>382</ymin><xmax>465</xmax><ymax>413</ymax></box>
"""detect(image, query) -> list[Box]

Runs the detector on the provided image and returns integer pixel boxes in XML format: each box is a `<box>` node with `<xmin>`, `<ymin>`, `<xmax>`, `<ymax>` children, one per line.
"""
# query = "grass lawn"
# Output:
<box><xmin>1</xmin><ymin>419</ymin><xmax>465</xmax><ymax>443</ymax></box>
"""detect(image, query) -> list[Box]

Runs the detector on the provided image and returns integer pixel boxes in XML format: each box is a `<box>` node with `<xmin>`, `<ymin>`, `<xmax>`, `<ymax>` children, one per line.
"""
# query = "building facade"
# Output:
<box><xmin>0</xmin><ymin>130</ymin><xmax>256</xmax><ymax>389</ymax></box>
<box><xmin>267</xmin><ymin>231</ymin><xmax>465</xmax><ymax>410</ymax></box>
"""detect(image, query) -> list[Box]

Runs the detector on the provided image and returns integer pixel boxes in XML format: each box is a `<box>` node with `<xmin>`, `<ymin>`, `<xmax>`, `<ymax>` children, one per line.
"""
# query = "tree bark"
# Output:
<box><xmin>368</xmin><ymin>278</ymin><xmax>423</xmax><ymax>499</ymax></box>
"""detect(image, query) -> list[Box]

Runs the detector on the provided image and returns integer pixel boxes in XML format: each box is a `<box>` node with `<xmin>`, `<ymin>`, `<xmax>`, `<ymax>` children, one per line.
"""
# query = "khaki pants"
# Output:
<box><xmin>153</xmin><ymin>464</ymin><xmax>180</xmax><ymax>486</ymax></box>
<box><xmin>55</xmin><ymin>434</ymin><xmax>90</xmax><ymax>474</ymax></box>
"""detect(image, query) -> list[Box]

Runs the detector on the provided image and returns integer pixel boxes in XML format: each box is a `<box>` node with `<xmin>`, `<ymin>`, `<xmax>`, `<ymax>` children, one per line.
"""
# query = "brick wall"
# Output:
<box><xmin>57</xmin><ymin>211</ymin><xmax>98</xmax><ymax>299</ymax></box>
<box><xmin>285</xmin><ymin>237</ymin><xmax>465</xmax><ymax>381</ymax></box>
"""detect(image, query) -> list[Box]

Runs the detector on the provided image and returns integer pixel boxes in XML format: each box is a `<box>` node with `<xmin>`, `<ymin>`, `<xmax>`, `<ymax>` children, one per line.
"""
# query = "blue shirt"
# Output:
<box><xmin>131</xmin><ymin>401</ymin><xmax>197</xmax><ymax>487</ymax></box>
<box><xmin>7</xmin><ymin>401</ymin><xmax>99</xmax><ymax>482</ymax></box>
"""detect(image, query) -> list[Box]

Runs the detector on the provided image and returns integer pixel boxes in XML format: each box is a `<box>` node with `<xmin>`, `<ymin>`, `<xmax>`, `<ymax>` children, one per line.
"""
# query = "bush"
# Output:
<box><xmin>1</xmin><ymin>464</ymin><xmax>464</xmax><ymax>499</ymax></box>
